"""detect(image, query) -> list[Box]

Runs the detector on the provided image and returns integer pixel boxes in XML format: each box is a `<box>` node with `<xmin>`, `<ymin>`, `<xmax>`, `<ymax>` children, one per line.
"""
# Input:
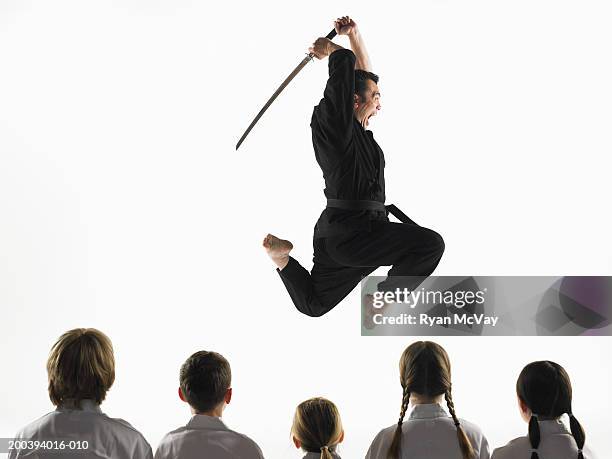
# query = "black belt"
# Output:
<box><xmin>326</xmin><ymin>199</ymin><xmax>416</xmax><ymax>225</ymax></box>
<box><xmin>326</xmin><ymin>199</ymin><xmax>386</xmax><ymax>212</ymax></box>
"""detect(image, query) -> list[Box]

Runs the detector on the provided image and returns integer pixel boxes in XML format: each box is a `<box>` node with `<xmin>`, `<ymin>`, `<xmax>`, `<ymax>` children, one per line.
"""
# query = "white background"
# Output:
<box><xmin>1</xmin><ymin>0</ymin><xmax>611</xmax><ymax>457</ymax></box>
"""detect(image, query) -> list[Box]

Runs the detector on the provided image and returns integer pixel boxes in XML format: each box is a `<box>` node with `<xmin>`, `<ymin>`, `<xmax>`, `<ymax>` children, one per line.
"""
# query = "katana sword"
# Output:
<box><xmin>235</xmin><ymin>29</ymin><xmax>337</xmax><ymax>150</ymax></box>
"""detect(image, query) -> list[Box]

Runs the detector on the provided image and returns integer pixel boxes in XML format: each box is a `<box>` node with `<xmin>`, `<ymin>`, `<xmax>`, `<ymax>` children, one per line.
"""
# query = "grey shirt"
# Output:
<box><xmin>492</xmin><ymin>418</ymin><xmax>596</xmax><ymax>459</ymax></box>
<box><xmin>366</xmin><ymin>403</ymin><xmax>490</xmax><ymax>459</ymax></box>
<box><xmin>155</xmin><ymin>414</ymin><xmax>264</xmax><ymax>459</ymax></box>
<box><xmin>9</xmin><ymin>399</ymin><xmax>153</xmax><ymax>459</ymax></box>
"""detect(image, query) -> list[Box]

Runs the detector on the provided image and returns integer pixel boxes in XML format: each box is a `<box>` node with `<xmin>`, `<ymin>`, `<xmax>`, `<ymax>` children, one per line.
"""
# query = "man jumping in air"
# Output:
<box><xmin>264</xmin><ymin>16</ymin><xmax>445</xmax><ymax>318</ymax></box>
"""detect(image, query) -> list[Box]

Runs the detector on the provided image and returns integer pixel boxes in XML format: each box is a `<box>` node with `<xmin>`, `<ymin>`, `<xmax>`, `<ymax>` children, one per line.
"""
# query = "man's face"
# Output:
<box><xmin>354</xmin><ymin>79</ymin><xmax>381</xmax><ymax>128</ymax></box>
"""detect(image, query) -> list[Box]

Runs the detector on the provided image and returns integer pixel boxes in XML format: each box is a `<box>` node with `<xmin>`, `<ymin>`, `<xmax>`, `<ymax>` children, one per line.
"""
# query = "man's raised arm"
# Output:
<box><xmin>335</xmin><ymin>16</ymin><xmax>373</xmax><ymax>72</ymax></box>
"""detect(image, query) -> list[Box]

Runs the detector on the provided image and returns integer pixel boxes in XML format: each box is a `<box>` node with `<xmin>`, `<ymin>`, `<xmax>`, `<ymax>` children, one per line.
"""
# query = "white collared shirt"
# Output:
<box><xmin>9</xmin><ymin>399</ymin><xmax>153</xmax><ymax>459</ymax></box>
<box><xmin>492</xmin><ymin>418</ymin><xmax>597</xmax><ymax>459</ymax></box>
<box><xmin>365</xmin><ymin>403</ymin><xmax>490</xmax><ymax>459</ymax></box>
<box><xmin>154</xmin><ymin>414</ymin><xmax>265</xmax><ymax>459</ymax></box>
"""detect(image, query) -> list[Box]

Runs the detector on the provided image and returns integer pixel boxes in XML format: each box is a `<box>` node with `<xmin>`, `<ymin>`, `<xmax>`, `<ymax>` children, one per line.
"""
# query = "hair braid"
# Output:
<box><xmin>568</xmin><ymin>413</ymin><xmax>586</xmax><ymax>459</ymax></box>
<box><xmin>444</xmin><ymin>390</ymin><xmax>459</xmax><ymax>426</ymax></box>
<box><xmin>386</xmin><ymin>386</ymin><xmax>410</xmax><ymax>459</ymax></box>
<box><xmin>445</xmin><ymin>391</ymin><xmax>476</xmax><ymax>459</ymax></box>
<box><xmin>517</xmin><ymin>361</ymin><xmax>587</xmax><ymax>459</ymax></box>
<box><xmin>528</xmin><ymin>415</ymin><xmax>541</xmax><ymax>459</ymax></box>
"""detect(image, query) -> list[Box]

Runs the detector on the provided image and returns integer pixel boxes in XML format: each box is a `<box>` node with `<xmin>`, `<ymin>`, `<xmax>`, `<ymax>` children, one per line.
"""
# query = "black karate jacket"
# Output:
<box><xmin>311</xmin><ymin>48</ymin><xmax>388</xmax><ymax>239</ymax></box>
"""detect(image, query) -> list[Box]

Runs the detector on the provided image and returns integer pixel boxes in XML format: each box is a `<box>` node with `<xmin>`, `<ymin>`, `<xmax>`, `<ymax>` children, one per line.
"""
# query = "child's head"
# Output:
<box><xmin>291</xmin><ymin>397</ymin><xmax>344</xmax><ymax>459</ymax></box>
<box><xmin>388</xmin><ymin>341</ymin><xmax>475</xmax><ymax>459</ymax></box>
<box><xmin>399</xmin><ymin>340</ymin><xmax>451</xmax><ymax>397</ymax></box>
<box><xmin>516</xmin><ymin>361</ymin><xmax>585</xmax><ymax>459</ymax></box>
<box><xmin>47</xmin><ymin>328</ymin><xmax>115</xmax><ymax>407</ymax></box>
<box><xmin>179</xmin><ymin>351</ymin><xmax>232</xmax><ymax>415</ymax></box>
<box><xmin>516</xmin><ymin>360</ymin><xmax>573</xmax><ymax>419</ymax></box>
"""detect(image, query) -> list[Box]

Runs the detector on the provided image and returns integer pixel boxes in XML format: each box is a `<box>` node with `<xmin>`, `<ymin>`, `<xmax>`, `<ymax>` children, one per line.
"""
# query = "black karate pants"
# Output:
<box><xmin>276</xmin><ymin>220</ymin><xmax>445</xmax><ymax>317</ymax></box>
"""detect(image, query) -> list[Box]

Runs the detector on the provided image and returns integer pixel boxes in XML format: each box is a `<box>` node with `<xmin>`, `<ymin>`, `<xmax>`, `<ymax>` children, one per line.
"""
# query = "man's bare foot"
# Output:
<box><xmin>362</xmin><ymin>293</ymin><xmax>389</xmax><ymax>330</ymax></box>
<box><xmin>263</xmin><ymin>234</ymin><xmax>293</xmax><ymax>270</ymax></box>
<box><xmin>362</xmin><ymin>294</ymin><xmax>377</xmax><ymax>329</ymax></box>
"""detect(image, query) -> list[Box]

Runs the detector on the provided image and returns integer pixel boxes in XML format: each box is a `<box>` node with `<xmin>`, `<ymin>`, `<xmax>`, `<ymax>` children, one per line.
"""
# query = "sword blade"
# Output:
<box><xmin>235</xmin><ymin>54</ymin><xmax>313</xmax><ymax>150</ymax></box>
<box><xmin>235</xmin><ymin>28</ymin><xmax>337</xmax><ymax>150</ymax></box>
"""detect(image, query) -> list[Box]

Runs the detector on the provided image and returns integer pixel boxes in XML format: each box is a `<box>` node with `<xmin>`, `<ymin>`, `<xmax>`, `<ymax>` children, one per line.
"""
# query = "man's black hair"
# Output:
<box><xmin>179</xmin><ymin>351</ymin><xmax>231</xmax><ymax>413</ymax></box>
<box><xmin>355</xmin><ymin>69</ymin><xmax>379</xmax><ymax>101</ymax></box>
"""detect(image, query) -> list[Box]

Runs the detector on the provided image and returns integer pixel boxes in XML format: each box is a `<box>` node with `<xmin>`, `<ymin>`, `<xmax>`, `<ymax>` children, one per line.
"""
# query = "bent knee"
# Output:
<box><xmin>299</xmin><ymin>305</ymin><xmax>334</xmax><ymax>318</ymax></box>
<box><xmin>300</xmin><ymin>308</ymin><xmax>330</xmax><ymax>318</ymax></box>
<box><xmin>423</xmin><ymin>229</ymin><xmax>445</xmax><ymax>256</ymax></box>
<box><xmin>434</xmin><ymin>231</ymin><xmax>445</xmax><ymax>254</ymax></box>
<box><xmin>297</xmin><ymin>296</ymin><xmax>335</xmax><ymax>318</ymax></box>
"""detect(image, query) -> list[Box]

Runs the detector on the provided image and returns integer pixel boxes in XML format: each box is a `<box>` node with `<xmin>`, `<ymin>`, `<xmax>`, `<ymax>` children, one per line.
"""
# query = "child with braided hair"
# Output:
<box><xmin>492</xmin><ymin>361</ymin><xmax>596</xmax><ymax>459</ymax></box>
<box><xmin>291</xmin><ymin>397</ymin><xmax>344</xmax><ymax>459</ymax></box>
<box><xmin>365</xmin><ymin>341</ymin><xmax>490</xmax><ymax>459</ymax></box>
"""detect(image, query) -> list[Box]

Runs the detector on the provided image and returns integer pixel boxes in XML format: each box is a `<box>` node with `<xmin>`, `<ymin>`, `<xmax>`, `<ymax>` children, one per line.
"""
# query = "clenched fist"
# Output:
<box><xmin>308</xmin><ymin>37</ymin><xmax>342</xmax><ymax>60</ymax></box>
<box><xmin>334</xmin><ymin>16</ymin><xmax>358</xmax><ymax>36</ymax></box>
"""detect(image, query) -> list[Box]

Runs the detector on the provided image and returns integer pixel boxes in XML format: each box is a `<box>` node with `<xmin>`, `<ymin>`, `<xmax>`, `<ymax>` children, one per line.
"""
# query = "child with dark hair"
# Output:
<box><xmin>492</xmin><ymin>361</ymin><xmax>596</xmax><ymax>459</ymax></box>
<box><xmin>365</xmin><ymin>341</ymin><xmax>490</xmax><ymax>459</ymax></box>
<box><xmin>154</xmin><ymin>351</ymin><xmax>264</xmax><ymax>459</ymax></box>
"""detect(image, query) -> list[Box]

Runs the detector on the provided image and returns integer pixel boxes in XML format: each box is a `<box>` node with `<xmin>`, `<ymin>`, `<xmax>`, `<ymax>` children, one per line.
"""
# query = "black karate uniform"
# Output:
<box><xmin>277</xmin><ymin>48</ymin><xmax>445</xmax><ymax>317</ymax></box>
